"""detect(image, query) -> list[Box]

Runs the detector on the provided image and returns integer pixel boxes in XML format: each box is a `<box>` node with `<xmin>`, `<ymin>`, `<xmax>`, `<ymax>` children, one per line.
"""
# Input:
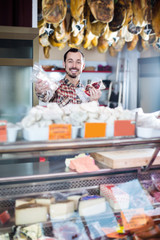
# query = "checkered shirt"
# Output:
<box><xmin>49</xmin><ymin>79</ymin><xmax>87</xmax><ymax>107</ymax></box>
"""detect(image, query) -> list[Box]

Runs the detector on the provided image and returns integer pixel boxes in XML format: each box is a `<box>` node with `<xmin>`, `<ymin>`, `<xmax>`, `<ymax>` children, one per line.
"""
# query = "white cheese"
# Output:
<box><xmin>49</xmin><ymin>200</ymin><xmax>74</xmax><ymax>220</ymax></box>
<box><xmin>15</xmin><ymin>204</ymin><xmax>48</xmax><ymax>225</ymax></box>
<box><xmin>78</xmin><ymin>196</ymin><xmax>106</xmax><ymax>217</ymax></box>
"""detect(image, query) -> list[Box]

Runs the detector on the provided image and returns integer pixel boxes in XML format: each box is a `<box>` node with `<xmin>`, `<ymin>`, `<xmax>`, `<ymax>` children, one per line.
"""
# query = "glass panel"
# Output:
<box><xmin>0</xmin><ymin>39</ymin><xmax>33</xmax><ymax>58</ymax></box>
<box><xmin>0</xmin><ymin>66</ymin><xmax>32</xmax><ymax>123</ymax></box>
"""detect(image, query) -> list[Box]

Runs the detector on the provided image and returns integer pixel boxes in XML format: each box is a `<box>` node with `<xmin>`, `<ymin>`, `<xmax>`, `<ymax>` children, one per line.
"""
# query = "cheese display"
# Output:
<box><xmin>67</xmin><ymin>195</ymin><xmax>81</xmax><ymax>211</ymax></box>
<box><xmin>78</xmin><ymin>195</ymin><xmax>106</xmax><ymax>217</ymax></box>
<box><xmin>100</xmin><ymin>184</ymin><xmax>130</xmax><ymax>211</ymax></box>
<box><xmin>49</xmin><ymin>200</ymin><xmax>75</xmax><ymax>220</ymax></box>
<box><xmin>15</xmin><ymin>203</ymin><xmax>48</xmax><ymax>225</ymax></box>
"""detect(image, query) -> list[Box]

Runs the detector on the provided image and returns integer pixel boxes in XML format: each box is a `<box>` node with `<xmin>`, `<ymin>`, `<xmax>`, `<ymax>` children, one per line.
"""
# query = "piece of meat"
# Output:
<box><xmin>109</xmin><ymin>45</ymin><xmax>118</xmax><ymax>57</ymax></box>
<box><xmin>70</xmin><ymin>0</ymin><xmax>86</xmax><ymax>22</ymax></box>
<box><xmin>123</xmin><ymin>0</ymin><xmax>133</xmax><ymax>26</ymax></box>
<box><xmin>43</xmin><ymin>45</ymin><xmax>51</xmax><ymax>58</ymax></box>
<box><xmin>132</xmin><ymin>0</ymin><xmax>145</xmax><ymax>27</ymax></box>
<box><xmin>140</xmin><ymin>0</ymin><xmax>152</xmax><ymax>24</ymax></box>
<box><xmin>127</xmin><ymin>34</ymin><xmax>139</xmax><ymax>51</ymax></box>
<box><xmin>69</xmin><ymin>156</ymin><xmax>99</xmax><ymax>173</ymax></box>
<box><xmin>87</xmin><ymin>0</ymin><xmax>114</xmax><ymax>23</ymax></box>
<box><xmin>112</xmin><ymin>37</ymin><xmax>125</xmax><ymax>52</ymax></box>
<box><xmin>97</xmin><ymin>35</ymin><xmax>109</xmax><ymax>53</ymax></box>
<box><xmin>152</xmin><ymin>0</ymin><xmax>160</xmax><ymax>37</ymax></box>
<box><xmin>109</xmin><ymin>0</ymin><xmax>126</xmax><ymax>32</ymax></box>
<box><xmin>85</xmin><ymin>82</ymin><xmax>101</xmax><ymax>96</ymax></box>
<box><xmin>54</xmin><ymin>20</ymin><xmax>66</xmax><ymax>42</ymax></box>
<box><xmin>42</xmin><ymin>0</ymin><xmax>67</xmax><ymax>27</ymax></box>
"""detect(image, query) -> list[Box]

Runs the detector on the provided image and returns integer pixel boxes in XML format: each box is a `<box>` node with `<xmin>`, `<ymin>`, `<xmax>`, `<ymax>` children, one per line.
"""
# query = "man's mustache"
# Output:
<box><xmin>69</xmin><ymin>68</ymin><xmax>79</xmax><ymax>71</ymax></box>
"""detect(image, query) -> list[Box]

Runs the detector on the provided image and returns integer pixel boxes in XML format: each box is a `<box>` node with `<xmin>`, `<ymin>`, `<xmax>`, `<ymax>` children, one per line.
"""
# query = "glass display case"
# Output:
<box><xmin>0</xmin><ymin>137</ymin><xmax>160</xmax><ymax>239</ymax></box>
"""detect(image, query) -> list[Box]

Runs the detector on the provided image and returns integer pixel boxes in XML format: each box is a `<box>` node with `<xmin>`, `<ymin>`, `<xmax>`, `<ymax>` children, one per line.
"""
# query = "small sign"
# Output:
<box><xmin>114</xmin><ymin>120</ymin><xmax>135</xmax><ymax>137</ymax></box>
<box><xmin>84</xmin><ymin>122</ymin><xmax>106</xmax><ymax>138</ymax></box>
<box><xmin>0</xmin><ymin>120</ymin><xmax>7</xmax><ymax>142</ymax></box>
<box><xmin>49</xmin><ymin>124</ymin><xmax>72</xmax><ymax>140</ymax></box>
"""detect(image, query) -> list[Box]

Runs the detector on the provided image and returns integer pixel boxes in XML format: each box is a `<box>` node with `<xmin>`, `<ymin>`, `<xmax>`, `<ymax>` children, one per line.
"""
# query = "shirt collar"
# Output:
<box><xmin>64</xmin><ymin>78</ymin><xmax>83</xmax><ymax>88</ymax></box>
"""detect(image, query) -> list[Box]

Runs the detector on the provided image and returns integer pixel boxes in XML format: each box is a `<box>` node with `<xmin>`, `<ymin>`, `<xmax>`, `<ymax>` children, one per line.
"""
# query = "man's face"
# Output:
<box><xmin>63</xmin><ymin>51</ymin><xmax>85</xmax><ymax>79</ymax></box>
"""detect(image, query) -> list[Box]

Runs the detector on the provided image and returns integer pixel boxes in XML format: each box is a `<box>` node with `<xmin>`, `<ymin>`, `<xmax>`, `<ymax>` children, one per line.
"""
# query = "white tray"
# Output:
<box><xmin>137</xmin><ymin>127</ymin><xmax>160</xmax><ymax>139</ymax></box>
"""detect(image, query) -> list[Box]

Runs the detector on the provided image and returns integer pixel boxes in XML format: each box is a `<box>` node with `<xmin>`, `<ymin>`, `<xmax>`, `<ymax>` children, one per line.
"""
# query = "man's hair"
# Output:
<box><xmin>64</xmin><ymin>48</ymin><xmax>85</xmax><ymax>62</ymax></box>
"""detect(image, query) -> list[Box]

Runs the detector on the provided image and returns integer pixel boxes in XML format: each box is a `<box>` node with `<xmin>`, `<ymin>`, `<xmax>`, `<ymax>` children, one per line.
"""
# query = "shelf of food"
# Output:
<box><xmin>43</xmin><ymin>69</ymin><xmax>112</xmax><ymax>73</ymax></box>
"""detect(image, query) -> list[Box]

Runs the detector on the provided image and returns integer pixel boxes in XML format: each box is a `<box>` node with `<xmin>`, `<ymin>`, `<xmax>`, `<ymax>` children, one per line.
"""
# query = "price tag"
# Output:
<box><xmin>84</xmin><ymin>122</ymin><xmax>106</xmax><ymax>138</ymax></box>
<box><xmin>114</xmin><ymin>120</ymin><xmax>135</xmax><ymax>137</ymax></box>
<box><xmin>49</xmin><ymin>124</ymin><xmax>72</xmax><ymax>140</ymax></box>
<box><xmin>0</xmin><ymin>120</ymin><xmax>7</xmax><ymax>142</ymax></box>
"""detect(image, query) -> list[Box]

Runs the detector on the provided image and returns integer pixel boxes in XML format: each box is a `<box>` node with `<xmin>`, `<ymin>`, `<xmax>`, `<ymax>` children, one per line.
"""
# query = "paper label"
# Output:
<box><xmin>0</xmin><ymin>120</ymin><xmax>7</xmax><ymax>142</ymax></box>
<box><xmin>114</xmin><ymin>120</ymin><xmax>135</xmax><ymax>137</ymax></box>
<box><xmin>84</xmin><ymin>122</ymin><xmax>106</xmax><ymax>138</ymax></box>
<box><xmin>49</xmin><ymin>124</ymin><xmax>72</xmax><ymax>140</ymax></box>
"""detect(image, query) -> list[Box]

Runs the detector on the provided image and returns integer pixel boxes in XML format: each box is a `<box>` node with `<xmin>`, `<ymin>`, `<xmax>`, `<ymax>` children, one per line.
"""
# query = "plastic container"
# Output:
<box><xmin>23</xmin><ymin>126</ymin><xmax>49</xmax><ymax>141</ymax></box>
<box><xmin>7</xmin><ymin>126</ymin><xmax>20</xmax><ymax>142</ymax></box>
<box><xmin>137</xmin><ymin>127</ymin><xmax>160</xmax><ymax>138</ymax></box>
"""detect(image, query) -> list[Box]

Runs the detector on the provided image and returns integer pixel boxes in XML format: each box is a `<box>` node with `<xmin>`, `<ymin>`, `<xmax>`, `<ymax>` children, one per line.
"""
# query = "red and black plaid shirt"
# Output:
<box><xmin>49</xmin><ymin>79</ymin><xmax>85</xmax><ymax>107</ymax></box>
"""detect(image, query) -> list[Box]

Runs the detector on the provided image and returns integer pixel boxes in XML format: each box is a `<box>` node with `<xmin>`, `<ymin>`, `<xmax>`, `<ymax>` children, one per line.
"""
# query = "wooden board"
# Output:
<box><xmin>91</xmin><ymin>148</ymin><xmax>160</xmax><ymax>169</ymax></box>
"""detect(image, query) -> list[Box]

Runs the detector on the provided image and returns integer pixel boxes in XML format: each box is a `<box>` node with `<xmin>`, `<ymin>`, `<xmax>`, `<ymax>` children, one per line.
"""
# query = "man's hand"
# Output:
<box><xmin>35</xmin><ymin>79</ymin><xmax>51</xmax><ymax>95</ymax></box>
<box><xmin>89</xmin><ymin>86</ymin><xmax>102</xmax><ymax>101</ymax></box>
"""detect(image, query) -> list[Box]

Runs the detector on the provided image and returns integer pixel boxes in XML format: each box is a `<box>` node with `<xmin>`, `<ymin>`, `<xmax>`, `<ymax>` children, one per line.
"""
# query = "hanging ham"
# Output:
<box><xmin>152</xmin><ymin>0</ymin><xmax>160</xmax><ymax>37</ymax></box>
<box><xmin>70</xmin><ymin>0</ymin><xmax>86</xmax><ymax>22</ymax></box>
<box><xmin>87</xmin><ymin>0</ymin><xmax>114</xmax><ymax>23</ymax></box>
<box><xmin>109</xmin><ymin>0</ymin><xmax>126</xmax><ymax>32</ymax></box>
<box><xmin>42</xmin><ymin>0</ymin><xmax>67</xmax><ymax>27</ymax></box>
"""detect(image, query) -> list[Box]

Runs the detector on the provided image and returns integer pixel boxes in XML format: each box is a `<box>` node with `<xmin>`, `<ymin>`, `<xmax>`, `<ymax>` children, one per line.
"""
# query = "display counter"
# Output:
<box><xmin>0</xmin><ymin>137</ymin><xmax>160</xmax><ymax>239</ymax></box>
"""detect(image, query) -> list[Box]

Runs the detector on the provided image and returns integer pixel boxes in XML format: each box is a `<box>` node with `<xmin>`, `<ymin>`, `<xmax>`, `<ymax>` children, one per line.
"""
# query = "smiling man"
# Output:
<box><xmin>35</xmin><ymin>48</ymin><xmax>101</xmax><ymax>107</ymax></box>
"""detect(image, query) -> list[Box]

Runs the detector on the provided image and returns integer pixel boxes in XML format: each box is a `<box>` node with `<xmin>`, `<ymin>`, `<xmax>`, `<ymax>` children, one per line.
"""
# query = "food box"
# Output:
<box><xmin>23</xmin><ymin>126</ymin><xmax>49</xmax><ymax>141</ymax></box>
<box><xmin>137</xmin><ymin>127</ymin><xmax>160</xmax><ymax>138</ymax></box>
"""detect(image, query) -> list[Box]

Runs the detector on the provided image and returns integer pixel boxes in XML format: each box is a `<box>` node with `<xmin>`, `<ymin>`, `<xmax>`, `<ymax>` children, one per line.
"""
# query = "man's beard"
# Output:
<box><xmin>65</xmin><ymin>68</ymin><xmax>79</xmax><ymax>78</ymax></box>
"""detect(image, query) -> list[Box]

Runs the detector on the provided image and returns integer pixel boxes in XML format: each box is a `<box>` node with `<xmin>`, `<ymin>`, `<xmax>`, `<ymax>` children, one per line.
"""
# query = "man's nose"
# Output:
<box><xmin>72</xmin><ymin>62</ymin><xmax>76</xmax><ymax>68</ymax></box>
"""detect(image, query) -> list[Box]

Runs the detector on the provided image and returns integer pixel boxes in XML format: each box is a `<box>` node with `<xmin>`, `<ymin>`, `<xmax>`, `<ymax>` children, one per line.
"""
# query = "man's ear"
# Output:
<box><xmin>63</xmin><ymin>61</ymin><xmax>65</xmax><ymax>68</ymax></box>
<box><xmin>82</xmin><ymin>63</ymin><xmax>85</xmax><ymax>71</ymax></box>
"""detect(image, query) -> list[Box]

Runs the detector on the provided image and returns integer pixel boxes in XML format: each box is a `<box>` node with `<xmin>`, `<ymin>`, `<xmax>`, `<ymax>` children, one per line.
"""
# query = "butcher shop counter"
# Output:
<box><xmin>0</xmin><ymin>137</ymin><xmax>160</xmax><ymax>239</ymax></box>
